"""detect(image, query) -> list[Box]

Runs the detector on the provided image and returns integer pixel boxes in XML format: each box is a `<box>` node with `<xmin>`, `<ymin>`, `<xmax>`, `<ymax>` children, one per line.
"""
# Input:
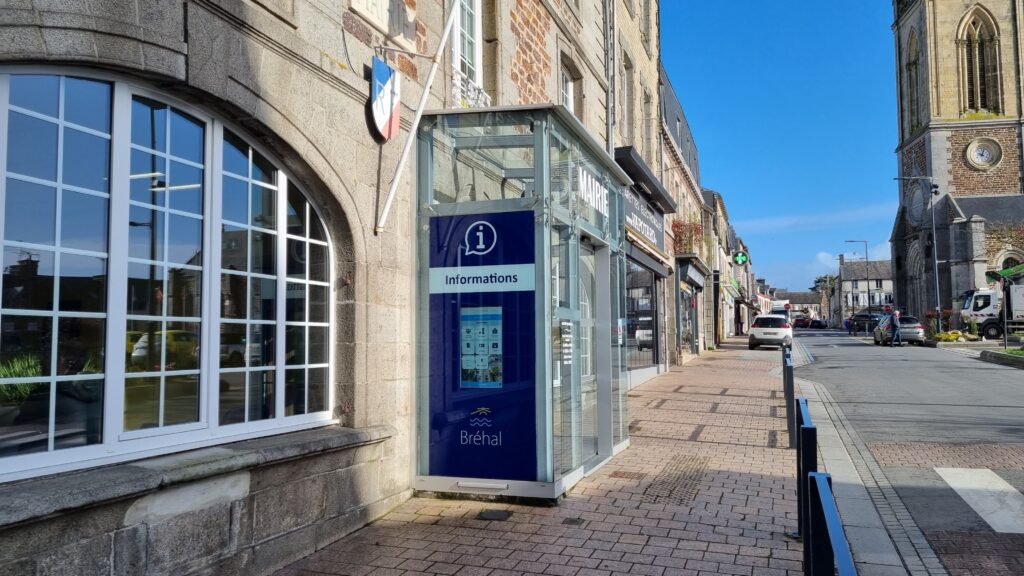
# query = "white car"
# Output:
<box><xmin>748</xmin><ymin>314</ymin><xmax>793</xmax><ymax>350</ymax></box>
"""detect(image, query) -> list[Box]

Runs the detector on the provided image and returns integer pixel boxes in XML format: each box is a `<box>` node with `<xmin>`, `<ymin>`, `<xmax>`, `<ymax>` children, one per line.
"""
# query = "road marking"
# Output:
<box><xmin>935</xmin><ymin>468</ymin><xmax>1024</xmax><ymax>533</ymax></box>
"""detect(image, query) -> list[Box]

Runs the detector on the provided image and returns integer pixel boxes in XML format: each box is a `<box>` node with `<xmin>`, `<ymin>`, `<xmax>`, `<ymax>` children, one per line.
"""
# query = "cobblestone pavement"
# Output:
<box><xmin>275</xmin><ymin>339</ymin><xmax>802</xmax><ymax>576</ymax></box>
<box><xmin>869</xmin><ymin>443</ymin><xmax>1024</xmax><ymax>469</ymax></box>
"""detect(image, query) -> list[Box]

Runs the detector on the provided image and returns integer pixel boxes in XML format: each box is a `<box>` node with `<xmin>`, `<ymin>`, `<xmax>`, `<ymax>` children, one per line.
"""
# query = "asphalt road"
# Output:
<box><xmin>796</xmin><ymin>329</ymin><xmax>1024</xmax><ymax>444</ymax></box>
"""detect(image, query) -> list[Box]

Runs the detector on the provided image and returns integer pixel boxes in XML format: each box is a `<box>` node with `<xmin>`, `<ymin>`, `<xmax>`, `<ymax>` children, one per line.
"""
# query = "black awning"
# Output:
<box><xmin>628</xmin><ymin>243</ymin><xmax>670</xmax><ymax>278</ymax></box>
<box><xmin>614</xmin><ymin>146</ymin><xmax>677</xmax><ymax>214</ymax></box>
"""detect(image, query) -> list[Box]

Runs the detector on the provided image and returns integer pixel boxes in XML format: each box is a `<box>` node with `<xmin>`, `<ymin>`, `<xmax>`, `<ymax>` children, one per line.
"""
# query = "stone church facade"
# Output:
<box><xmin>891</xmin><ymin>0</ymin><xmax>1024</xmax><ymax>322</ymax></box>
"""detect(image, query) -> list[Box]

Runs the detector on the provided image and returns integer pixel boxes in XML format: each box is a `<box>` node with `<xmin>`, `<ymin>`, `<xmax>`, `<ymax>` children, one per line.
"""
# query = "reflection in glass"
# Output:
<box><xmin>308</xmin><ymin>284</ymin><xmax>328</xmax><ymax>323</ymax></box>
<box><xmin>130</xmin><ymin>150</ymin><xmax>166</xmax><ymax>205</ymax></box>
<box><xmin>0</xmin><ymin>316</ymin><xmax>50</xmax><ymax>378</ymax></box>
<box><xmin>124</xmin><ymin>377</ymin><xmax>159</xmax><ymax>431</ymax></box>
<box><xmin>308</xmin><ymin>326</ymin><xmax>328</xmax><ymax>364</ymax></box>
<box><xmin>287</xmin><ymin>189</ymin><xmax>306</xmax><ymax>236</ymax></box>
<box><xmin>128</xmin><ymin>206</ymin><xmax>164</xmax><ymax>261</ymax></box>
<box><xmin>10</xmin><ymin>75</ymin><xmax>59</xmax><ymax>118</ymax></box>
<box><xmin>251</xmin><ymin>149</ymin><xmax>276</xmax><ymax>186</ymax></box>
<box><xmin>309</xmin><ymin>244</ymin><xmax>328</xmax><ymax>282</ymax></box>
<box><xmin>127</xmin><ymin>263</ymin><xmax>164</xmax><ymax>316</ymax></box>
<box><xmin>131</xmin><ymin>96</ymin><xmax>168</xmax><ymax>151</ymax></box>
<box><xmin>220</xmin><ymin>323</ymin><xmax>246</xmax><ymax>367</ymax></box>
<box><xmin>222</xmin><ymin>176</ymin><xmax>248</xmax><ymax>224</ymax></box>
<box><xmin>54</xmin><ymin>379</ymin><xmax>104</xmax><ymax>449</ymax></box>
<box><xmin>167</xmin><ymin>214</ymin><xmax>202</xmax><ymax>265</ymax></box>
<box><xmin>164</xmin><ymin>375</ymin><xmax>199</xmax><ymax>426</ymax></box>
<box><xmin>251</xmin><ymin>231</ymin><xmax>275</xmax><ymax>275</ymax></box>
<box><xmin>7</xmin><ymin>112</ymin><xmax>58</xmax><ymax>181</ymax></box>
<box><xmin>126</xmin><ymin>319</ymin><xmax>161</xmax><ymax>373</ymax></box>
<box><xmin>62</xmin><ymin>128</ymin><xmax>110</xmax><ymax>192</ymax></box>
<box><xmin>3</xmin><ymin>249</ymin><xmax>55</xmax><ymax>311</ymax></box>
<box><xmin>626</xmin><ymin>261</ymin><xmax>656</xmax><ymax>368</ymax></box>
<box><xmin>286</xmin><ymin>283</ymin><xmax>305</xmax><ymax>322</ymax></box>
<box><xmin>164</xmin><ymin>322</ymin><xmax>199</xmax><ymax>371</ymax></box>
<box><xmin>251</xmin><ymin>278</ymin><xmax>275</xmax><ymax>321</ymax></box>
<box><xmin>170</xmin><ymin>110</ymin><xmax>204</xmax><ymax>164</ymax></box>
<box><xmin>248</xmin><ymin>370</ymin><xmax>274</xmax><ymax>421</ymax></box>
<box><xmin>0</xmin><ymin>382</ymin><xmax>50</xmax><ymax>456</ymax></box>
<box><xmin>285</xmin><ymin>326</ymin><xmax>305</xmax><ymax>365</ymax></box>
<box><xmin>64</xmin><ymin>78</ymin><xmax>111</xmax><ymax>133</ymax></box>
<box><xmin>218</xmin><ymin>372</ymin><xmax>245</xmax><ymax>425</ymax></box>
<box><xmin>59</xmin><ymin>254</ymin><xmax>106</xmax><ymax>313</ymax></box>
<box><xmin>308</xmin><ymin>367</ymin><xmax>327</xmax><ymax>413</ymax></box>
<box><xmin>250</xmin><ymin>324</ymin><xmax>274</xmax><ymax>367</ymax></box>
<box><xmin>309</xmin><ymin>212</ymin><xmax>326</xmax><ymax>242</ymax></box>
<box><xmin>168</xmin><ymin>161</ymin><xmax>203</xmax><ymax>214</ymax></box>
<box><xmin>252</xmin><ymin>185</ymin><xmax>275</xmax><ymax>228</ymax></box>
<box><xmin>57</xmin><ymin>318</ymin><xmax>104</xmax><ymax>375</ymax></box>
<box><xmin>222</xmin><ymin>130</ymin><xmax>248</xmax><ymax>178</ymax></box>
<box><xmin>61</xmin><ymin>192</ymin><xmax>108</xmax><ymax>252</ymax></box>
<box><xmin>5</xmin><ymin>179</ymin><xmax>56</xmax><ymax>245</ymax></box>
<box><xmin>221</xmin><ymin>225</ymin><xmax>247</xmax><ymax>271</ymax></box>
<box><xmin>287</xmin><ymin>239</ymin><xmax>305</xmax><ymax>279</ymax></box>
<box><xmin>220</xmin><ymin>273</ymin><xmax>246</xmax><ymax>319</ymax></box>
<box><xmin>285</xmin><ymin>368</ymin><xmax>304</xmax><ymax>416</ymax></box>
<box><xmin>167</xmin><ymin>268</ymin><xmax>201</xmax><ymax>318</ymax></box>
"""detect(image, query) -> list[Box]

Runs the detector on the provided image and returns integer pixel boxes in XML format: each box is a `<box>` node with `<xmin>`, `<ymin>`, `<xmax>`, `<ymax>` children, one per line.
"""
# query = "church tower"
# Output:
<box><xmin>892</xmin><ymin>0</ymin><xmax>1024</xmax><ymax>323</ymax></box>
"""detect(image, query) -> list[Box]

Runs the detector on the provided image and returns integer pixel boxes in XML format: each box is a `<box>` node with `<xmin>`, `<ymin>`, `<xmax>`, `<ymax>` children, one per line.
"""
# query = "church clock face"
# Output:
<box><xmin>906</xmin><ymin>181</ymin><xmax>924</xmax><ymax>226</ymax></box>
<box><xmin>966</xmin><ymin>138</ymin><xmax>1002</xmax><ymax>170</ymax></box>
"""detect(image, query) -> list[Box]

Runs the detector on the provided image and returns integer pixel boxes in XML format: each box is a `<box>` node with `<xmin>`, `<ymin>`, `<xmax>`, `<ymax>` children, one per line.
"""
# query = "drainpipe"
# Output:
<box><xmin>605</xmin><ymin>0</ymin><xmax>615</xmax><ymax>154</ymax></box>
<box><xmin>375</xmin><ymin>0</ymin><xmax>460</xmax><ymax>234</ymax></box>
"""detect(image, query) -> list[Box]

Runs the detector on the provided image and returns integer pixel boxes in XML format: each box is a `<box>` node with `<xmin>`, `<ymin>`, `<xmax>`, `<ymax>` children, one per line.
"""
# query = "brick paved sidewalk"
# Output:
<box><xmin>275</xmin><ymin>339</ymin><xmax>801</xmax><ymax>576</ymax></box>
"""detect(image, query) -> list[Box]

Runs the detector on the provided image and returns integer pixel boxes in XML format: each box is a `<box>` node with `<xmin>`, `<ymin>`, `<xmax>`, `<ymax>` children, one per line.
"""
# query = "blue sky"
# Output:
<box><xmin>661</xmin><ymin>3</ymin><xmax>898</xmax><ymax>291</ymax></box>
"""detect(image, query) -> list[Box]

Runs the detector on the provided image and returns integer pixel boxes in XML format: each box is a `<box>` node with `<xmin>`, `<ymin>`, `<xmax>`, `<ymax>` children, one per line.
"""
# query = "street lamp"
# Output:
<box><xmin>845</xmin><ymin>241</ymin><xmax>871</xmax><ymax>330</ymax></box>
<box><xmin>894</xmin><ymin>176</ymin><xmax>943</xmax><ymax>332</ymax></box>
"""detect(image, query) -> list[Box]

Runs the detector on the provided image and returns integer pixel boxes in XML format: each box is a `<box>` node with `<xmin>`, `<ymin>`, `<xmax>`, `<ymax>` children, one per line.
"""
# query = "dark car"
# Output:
<box><xmin>793</xmin><ymin>317</ymin><xmax>810</xmax><ymax>329</ymax></box>
<box><xmin>848</xmin><ymin>312</ymin><xmax>884</xmax><ymax>333</ymax></box>
<box><xmin>809</xmin><ymin>319</ymin><xmax>827</xmax><ymax>329</ymax></box>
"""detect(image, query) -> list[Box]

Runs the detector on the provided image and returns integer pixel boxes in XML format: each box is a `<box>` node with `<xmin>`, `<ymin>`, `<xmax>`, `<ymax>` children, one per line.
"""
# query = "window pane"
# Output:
<box><xmin>285</xmin><ymin>368</ymin><xmax>305</xmax><ymax>416</ymax></box>
<box><xmin>221</xmin><ymin>176</ymin><xmax>247</xmax><ymax>224</ymax></box>
<box><xmin>168</xmin><ymin>161</ymin><xmax>203</xmax><ymax>214</ymax></box>
<box><xmin>248</xmin><ymin>370</ymin><xmax>274</xmax><ymax>421</ymax></box>
<box><xmin>308</xmin><ymin>284</ymin><xmax>328</xmax><ymax>323</ymax></box>
<box><xmin>130</xmin><ymin>150</ymin><xmax>166</xmax><ymax>206</ymax></box>
<box><xmin>0</xmin><ymin>316</ymin><xmax>50</xmax><ymax>377</ymax></box>
<box><xmin>127</xmin><ymin>263</ymin><xmax>164</xmax><ymax>316</ymax></box>
<box><xmin>64</xmin><ymin>78</ymin><xmax>111</xmax><ymax>133</ymax></box>
<box><xmin>55</xmin><ymin>318</ymin><xmax>103</xmax><ymax>377</ymax></box>
<box><xmin>309</xmin><ymin>212</ymin><xmax>326</xmax><ymax>242</ymax></box>
<box><xmin>308</xmin><ymin>367</ymin><xmax>327</xmax><ymax>413</ymax></box>
<box><xmin>287</xmin><ymin>239</ymin><xmax>306</xmax><ymax>279</ymax></box>
<box><xmin>169</xmin><ymin>110</ymin><xmax>204</xmax><ymax>164</ymax></box>
<box><xmin>165</xmin><ymin>322</ymin><xmax>199</xmax><ymax>371</ymax></box>
<box><xmin>309</xmin><ymin>243</ymin><xmax>328</xmax><ymax>283</ymax></box>
<box><xmin>285</xmin><ymin>326</ymin><xmax>305</xmax><ymax>365</ymax></box>
<box><xmin>249</xmin><ymin>323</ymin><xmax>274</xmax><ymax>367</ymax></box>
<box><xmin>124</xmin><ymin>376</ymin><xmax>159</xmax><ymax>431</ymax></box>
<box><xmin>167</xmin><ymin>267</ymin><xmax>201</xmax><ymax>318</ymax></box>
<box><xmin>128</xmin><ymin>206</ymin><xmax>164</xmax><ymax>261</ymax></box>
<box><xmin>3</xmin><ymin>249</ymin><xmax>54</xmax><ymax>311</ymax></box>
<box><xmin>58</xmin><ymin>254</ymin><xmax>106</xmax><ymax>313</ymax></box>
<box><xmin>287</xmin><ymin>189</ymin><xmax>306</xmax><ymax>236</ymax></box>
<box><xmin>5</xmin><ymin>179</ymin><xmax>56</xmax><ymax>245</ymax></box>
<box><xmin>220</xmin><ymin>323</ymin><xmax>246</xmax><ymax>367</ymax></box>
<box><xmin>54</xmin><ymin>379</ymin><xmax>104</xmax><ymax>449</ymax></box>
<box><xmin>251</xmin><ymin>277</ymin><xmax>275</xmax><ymax>321</ymax></box>
<box><xmin>251</xmin><ymin>231</ymin><xmax>276</xmax><ymax>275</ymax></box>
<box><xmin>164</xmin><ymin>375</ymin><xmax>199</xmax><ymax>426</ymax></box>
<box><xmin>286</xmin><ymin>282</ymin><xmax>305</xmax><ymax>321</ymax></box>
<box><xmin>62</xmin><ymin>128</ymin><xmax>110</xmax><ymax>192</ymax></box>
<box><xmin>126</xmin><ymin>320</ymin><xmax>161</xmax><ymax>373</ymax></box>
<box><xmin>8</xmin><ymin>112</ymin><xmax>58</xmax><ymax>181</ymax></box>
<box><xmin>131</xmin><ymin>97</ymin><xmax>167</xmax><ymax>151</ymax></box>
<box><xmin>0</xmin><ymin>382</ymin><xmax>50</xmax><ymax>457</ymax></box>
<box><xmin>252</xmin><ymin>185</ymin><xmax>275</xmax><ymax>228</ymax></box>
<box><xmin>222</xmin><ymin>130</ymin><xmax>248</xmax><ymax>178</ymax></box>
<box><xmin>220</xmin><ymin>273</ymin><xmax>246</xmax><ymax>319</ymax></box>
<box><xmin>10</xmin><ymin>75</ymin><xmax>59</xmax><ymax>118</ymax></box>
<box><xmin>218</xmin><ymin>372</ymin><xmax>245</xmax><ymax>425</ymax></box>
<box><xmin>61</xmin><ymin>192</ymin><xmax>108</xmax><ymax>252</ymax></box>
<box><xmin>251</xmin><ymin>150</ymin><xmax>276</xmax><ymax>186</ymax></box>
<box><xmin>308</xmin><ymin>326</ymin><xmax>328</xmax><ymax>364</ymax></box>
<box><xmin>221</xmin><ymin>225</ymin><xmax>247</xmax><ymax>272</ymax></box>
<box><xmin>167</xmin><ymin>214</ymin><xmax>201</xmax><ymax>265</ymax></box>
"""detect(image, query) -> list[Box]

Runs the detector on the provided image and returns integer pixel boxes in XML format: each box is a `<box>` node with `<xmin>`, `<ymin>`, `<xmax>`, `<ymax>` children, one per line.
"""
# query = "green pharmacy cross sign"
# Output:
<box><xmin>733</xmin><ymin>252</ymin><xmax>749</xmax><ymax>265</ymax></box>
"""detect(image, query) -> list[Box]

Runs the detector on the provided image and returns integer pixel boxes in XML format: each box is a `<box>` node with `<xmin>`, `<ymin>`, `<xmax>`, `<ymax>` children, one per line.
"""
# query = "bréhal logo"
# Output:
<box><xmin>469</xmin><ymin>406</ymin><xmax>492</xmax><ymax>427</ymax></box>
<box><xmin>464</xmin><ymin>221</ymin><xmax>497</xmax><ymax>256</ymax></box>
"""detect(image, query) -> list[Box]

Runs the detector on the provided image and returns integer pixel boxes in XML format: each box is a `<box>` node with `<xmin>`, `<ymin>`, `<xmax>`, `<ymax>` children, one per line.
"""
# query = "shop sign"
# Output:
<box><xmin>426</xmin><ymin>211</ymin><xmax>537</xmax><ymax>481</ymax></box>
<box><xmin>624</xmin><ymin>188</ymin><xmax>665</xmax><ymax>250</ymax></box>
<box><xmin>370</xmin><ymin>57</ymin><xmax>401</xmax><ymax>141</ymax></box>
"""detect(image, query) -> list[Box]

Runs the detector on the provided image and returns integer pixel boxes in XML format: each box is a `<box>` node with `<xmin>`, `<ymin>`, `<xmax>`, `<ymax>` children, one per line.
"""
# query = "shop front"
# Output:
<box><xmin>614</xmin><ymin>147</ymin><xmax>675</xmax><ymax>388</ymax></box>
<box><xmin>415</xmin><ymin>106</ymin><xmax>632</xmax><ymax>499</ymax></box>
<box><xmin>676</xmin><ymin>258</ymin><xmax>709</xmax><ymax>355</ymax></box>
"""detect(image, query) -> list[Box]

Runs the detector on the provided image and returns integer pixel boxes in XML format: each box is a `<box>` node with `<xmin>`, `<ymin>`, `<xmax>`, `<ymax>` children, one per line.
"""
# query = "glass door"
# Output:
<box><xmin>579</xmin><ymin>242</ymin><xmax>599</xmax><ymax>464</ymax></box>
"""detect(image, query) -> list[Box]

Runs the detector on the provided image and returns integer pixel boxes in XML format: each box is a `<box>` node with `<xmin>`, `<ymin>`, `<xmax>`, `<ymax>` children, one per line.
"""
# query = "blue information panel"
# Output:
<box><xmin>427</xmin><ymin>211</ymin><xmax>537</xmax><ymax>481</ymax></box>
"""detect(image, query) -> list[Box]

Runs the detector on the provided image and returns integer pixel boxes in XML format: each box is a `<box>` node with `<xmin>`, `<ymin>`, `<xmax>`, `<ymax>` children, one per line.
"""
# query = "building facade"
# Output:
<box><xmin>891</xmin><ymin>0</ymin><xmax>1024</xmax><ymax>323</ymax></box>
<box><xmin>837</xmin><ymin>257</ymin><xmax>895</xmax><ymax>319</ymax></box>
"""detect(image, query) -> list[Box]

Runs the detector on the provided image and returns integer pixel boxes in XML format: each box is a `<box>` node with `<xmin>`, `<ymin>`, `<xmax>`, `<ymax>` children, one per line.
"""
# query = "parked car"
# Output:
<box><xmin>848</xmin><ymin>312</ymin><xmax>884</xmax><ymax>333</ymax></box>
<box><xmin>873</xmin><ymin>314</ymin><xmax>926</xmax><ymax>345</ymax></box>
<box><xmin>809</xmin><ymin>319</ymin><xmax>827</xmax><ymax>329</ymax></box>
<box><xmin>131</xmin><ymin>330</ymin><xmax>199</xmax><ymax>370</ymax></box>
<box><xmin>793</xmin><ymin>317</ymin><xmax>810</xmax><ymax>329</ymax></box>
<box><xmin>748</xmin><ymin>314</ymin><xmax>793</xmax><ymax>350</ymax></box>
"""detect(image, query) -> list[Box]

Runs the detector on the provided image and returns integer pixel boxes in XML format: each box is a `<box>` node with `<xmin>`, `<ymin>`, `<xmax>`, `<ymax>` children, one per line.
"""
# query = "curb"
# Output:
<box><xmin>979</xmin><ymin>350</ymin><xmax>1024</xmax><ymax>369</ymax></box>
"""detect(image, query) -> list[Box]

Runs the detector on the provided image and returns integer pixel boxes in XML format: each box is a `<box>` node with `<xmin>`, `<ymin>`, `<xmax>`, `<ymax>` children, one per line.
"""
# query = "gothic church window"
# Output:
<box><xmin>906</xmin><ymin>31</ymin><xmax>921</xmax><ymax>130</ymax></box>
<box><xmin>959</xmin><ymin>11</ymin><xmax>1001</xmax><ymax>114</ymax></box>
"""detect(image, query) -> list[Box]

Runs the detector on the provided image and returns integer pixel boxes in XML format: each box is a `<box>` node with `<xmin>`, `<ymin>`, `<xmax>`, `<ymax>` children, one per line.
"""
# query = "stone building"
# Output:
<box><xmin>836</xmin><ymin>257</ymin><xmax>895</xmax><ymax>320</ymax></box>
<box><xmin>891</xmin><ymin>0</ymin><xmax>1024</xmax><ymax>321</ymax></box>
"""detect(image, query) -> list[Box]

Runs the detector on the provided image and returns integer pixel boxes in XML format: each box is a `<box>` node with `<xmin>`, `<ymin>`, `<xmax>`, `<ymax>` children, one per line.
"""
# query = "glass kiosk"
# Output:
<box><xmin>415</xmin><ymin>106</ymin><xmax>632</xmax><ymax>498</ymax></box>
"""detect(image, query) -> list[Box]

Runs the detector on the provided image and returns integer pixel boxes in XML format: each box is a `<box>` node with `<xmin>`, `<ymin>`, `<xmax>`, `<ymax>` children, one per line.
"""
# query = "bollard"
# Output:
<box><xmin>784</xmin><ymin>357</ymin><xmax>795</xmax><ymax>448</ymax></box>
<box><xmin>806</xmin><ymin>473</ymin><xmax>834</xmax><ymax>576</ymax></box>
<box><xmin>796</xmin><ymin>400</ymin><xmax>817</xmax><ymax>546</ymax></box>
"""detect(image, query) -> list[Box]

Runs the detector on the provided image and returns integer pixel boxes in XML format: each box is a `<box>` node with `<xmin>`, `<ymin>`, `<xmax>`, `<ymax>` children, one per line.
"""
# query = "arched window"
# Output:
<box><xmin>959</xmin><ymin>10</ymin><xmax>1001</xmax><ymax>113</ymax></box>
<box><xmin>0</xmin><ymin>72</ymin><xmax>335</xmax><ymax>480</ymax></box>
<box><xmin>906</xmin><ymin>30</ymin><xmax>922</xmax><ymax>130</ymax></box>
<box><xmin>1003</xmin><ymin>256</ymin><xmax>1021</xmax><ymax>270</ymax></box>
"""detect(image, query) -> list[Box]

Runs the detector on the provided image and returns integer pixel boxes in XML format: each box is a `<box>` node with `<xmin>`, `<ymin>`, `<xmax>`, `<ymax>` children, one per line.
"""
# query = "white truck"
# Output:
<box><xmin>770</xmin><ymin>299</ymin><xmax>791</xmax><ymax>319</ymax></box>
<box><xmin>960</xmin><ymin>284</ymin><xmax>1024</xmax><ymax>339</ymax></box>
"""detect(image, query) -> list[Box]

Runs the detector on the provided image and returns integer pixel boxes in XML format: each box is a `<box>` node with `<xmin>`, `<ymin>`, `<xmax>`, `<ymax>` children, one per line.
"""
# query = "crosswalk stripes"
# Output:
<box><xmin>935</xmin><ymin>467</ymin><xmax>1024</xmax><ymax>534</ymax></box>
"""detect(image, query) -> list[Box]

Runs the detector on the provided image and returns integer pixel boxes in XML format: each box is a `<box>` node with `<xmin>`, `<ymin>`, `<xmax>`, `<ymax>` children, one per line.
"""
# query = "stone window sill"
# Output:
<box><xmin>0</xmin><ymin>425</ymin><xmax>395</xmax><ymax>529</ymax></box>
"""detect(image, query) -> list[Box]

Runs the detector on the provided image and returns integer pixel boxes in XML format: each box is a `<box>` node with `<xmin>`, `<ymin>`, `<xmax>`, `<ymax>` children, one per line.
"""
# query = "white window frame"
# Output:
<box><xmin>0</xmin><ymin>68</ymin><xmax>337</xmax><ymax>483</ymax></box>
<box><xmin>453</xmin><ymin>0</ymin><xmax>484</xmax><ymax>86</ymax></box>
